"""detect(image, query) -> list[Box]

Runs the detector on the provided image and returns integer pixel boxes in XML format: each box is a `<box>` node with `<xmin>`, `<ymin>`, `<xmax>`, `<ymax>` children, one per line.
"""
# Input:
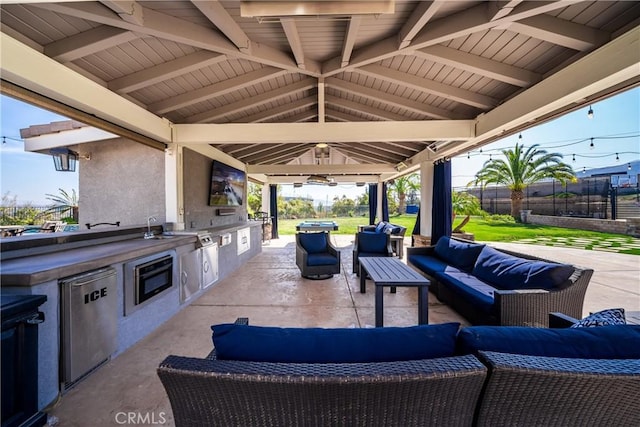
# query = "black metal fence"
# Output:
<box><xmin>457</xmin><ymin>176</ymin><xmax>640</xmax><ymax>220</ymax></box>
<box><xmin>0</xmin><ymin>205</ymin><xmax>69</xmax><ymax>225</ymax></box>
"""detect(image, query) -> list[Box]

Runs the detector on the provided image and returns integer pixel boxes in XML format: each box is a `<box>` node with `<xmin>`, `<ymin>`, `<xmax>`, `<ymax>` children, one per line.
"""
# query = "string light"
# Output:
<box><xmin>587</xmin><ymin>105</ymin><xmax>594</xmax><ymax>119</ymax></box>
<box><xmin>572</xmin><ymin>154</ymin><xmax>576</xmax><ymax>162</ymax></box>
<box><xmin>616</xmin><ymin>153</ymin><xmax>619</xmax><ymax>161</ymax></box>
<box><xmin>518</xmin><ymin>133</ymin><xmax>522</xmax><ymax>140</ymax></box>
<box><xmin>629</xmin><ymin>163</ymin><xmax>632</xmax><ymax>170</ymax></box>
<box><xmin>589</xmin><ymin>137</ymin><xmax>594</xmax><ymax>149</ymax></box>
<box><xmin>467</xmin><ymin>152</ymin><xmax>470</xmax><ymax>159</ymax></box>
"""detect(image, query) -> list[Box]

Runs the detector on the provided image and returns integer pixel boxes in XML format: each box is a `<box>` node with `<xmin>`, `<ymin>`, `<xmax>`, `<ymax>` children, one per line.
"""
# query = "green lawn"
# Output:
<box><xmin>278</xmin><ymin>215</ymin><xmax>640</xmax><ymax>255</ymax></box>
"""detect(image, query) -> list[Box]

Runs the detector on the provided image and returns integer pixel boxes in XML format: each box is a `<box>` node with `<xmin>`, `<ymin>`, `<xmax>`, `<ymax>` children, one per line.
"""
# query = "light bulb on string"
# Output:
<box><xmin>489</xmin><ymin>154</ymin><xmax>492</xmax><ymax>161</ymax></box>
<box><xmin>572</xmin><ymin>154</ymin><xmax>576</xmax><ymax>162</ymax></box>
<box><xmin>587</xmin><ymin>105</ymin><xmax>594</xmax><ymax>119</ymax></box>
<box><xmin>589</xmin><ymin>138</ymin><xmax>594</xmax><ymax>150</ymax></box>
<box><xmin>518</xmin><ymin>133</ymin><xmax>522</xmax><ymax>141</ymax></box>
<box><xmin>583</xmin><ymin>166</ymin><xmax>586</xmax><ymax>173</ymax></box>
<box><xmin>616</xmin><ymin>153</ymin><xmax>619</xmax><ymax>161</ymax></box>
<box><xmin>467</xmin><ymin>152</ymin><xmax>470</xmax><ymax>159</ymax></box>
<box><xmin>629</xmin><ymin>163</ymin><xmax>632</xmax><ymax>170</ymax></box>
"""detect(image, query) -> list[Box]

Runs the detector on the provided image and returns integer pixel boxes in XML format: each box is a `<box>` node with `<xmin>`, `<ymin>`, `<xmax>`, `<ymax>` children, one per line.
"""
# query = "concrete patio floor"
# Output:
<box><xmin>47</xmin><ymin>235</ymin><xmax>640</xmax><ymax>426</ymax></box>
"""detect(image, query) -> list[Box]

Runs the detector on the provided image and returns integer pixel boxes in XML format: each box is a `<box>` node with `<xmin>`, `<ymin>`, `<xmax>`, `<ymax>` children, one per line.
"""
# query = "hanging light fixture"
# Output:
<box><xmin>518</xmin><ymin>133</ymin><xmax>523</xmax><ymax>140</ymax></box>
<box><xmin>467</xmin><ymin>152</ymin><xmax>470</xmax><ymax>159</ymax></box>
<box><xmin>616</xmin><ymin>153</ymin><xmax>619</xmax><ymax>161</ymax></box>
<box><xmin>629</xmin><ymin>163</ymin><xmax>632</xmax><ymax>170</ymax></box>
<box><xmin>307</xmin><ymin>174</ymin><xmax>330</xmax><ymax>184</ymax></box>
<box><xmin>572</xmin><ymin>154</ymin><xmax>576</xmax><ymax>162</ymax></box>
<box><xmin>589</xmin><ymin>138</ymin><xmax>594</xmax><ymax>150</ymax></box>
<box><xmin>587</xmin><ymin>105</ymin><xmax>594</xmax><ymax>119</ymax></box>
<box><xmin>50</xmin><ymin>147</ymin><xmax>78</xmax><ymax>172</ymax></box>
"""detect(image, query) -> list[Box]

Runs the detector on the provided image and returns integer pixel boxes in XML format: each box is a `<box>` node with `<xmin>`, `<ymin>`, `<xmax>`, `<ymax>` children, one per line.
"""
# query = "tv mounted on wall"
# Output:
<box><xmin>208</xmin><ymin>160</ymin><xmax>246</xmax><ymax>206</ymax></box>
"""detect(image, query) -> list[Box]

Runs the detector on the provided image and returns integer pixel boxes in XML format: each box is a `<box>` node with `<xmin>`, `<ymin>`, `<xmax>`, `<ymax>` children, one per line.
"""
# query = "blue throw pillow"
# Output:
<box><xmin>571</xmin><ymin>308</ymin><xmax>626</xmax><ymax>328</ymax></box>
<box><xmin>434</xmin><ymin>236</ymin><xmax>485</xmax><ymax>272</ymax></box>
<box><xmin>375</xmin><ymin>222</ymin><xmax>386</xmax><ymax>233</ymax></box>
<box><xmin>211</xmin><ymin>322</ymin><xmax>461</xmax><ymax>363</ymax></box>
<box><xmin>456</xmin><ymin>325</ymin><xmax>640</xmax><ymax>359</ymax></box>
<box><xmin>358</xmin><ymin>232</ymin><xmax>388</xmax><ymax>253</ymax></box>
<box><xmin>299</xmin><ymin>232</ymin><xmax>327</xmax><ymax>254</ymax></box>
<box><xmin>471</xmin><ymin>246</ymin><xmax>574</xmax><ymax>290</ymax></box>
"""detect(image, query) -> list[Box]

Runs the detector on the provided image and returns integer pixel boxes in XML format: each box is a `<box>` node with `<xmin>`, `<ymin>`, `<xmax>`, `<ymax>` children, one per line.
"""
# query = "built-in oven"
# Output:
<box><xmin>136</xmin><ymin>254</ymin><xmax>173</xmax><ymax>304</ymax></box>
<box><xmin>125</xmin><ymin>250</ymin><xmax>175</xmax><ymax>315</ymax></box>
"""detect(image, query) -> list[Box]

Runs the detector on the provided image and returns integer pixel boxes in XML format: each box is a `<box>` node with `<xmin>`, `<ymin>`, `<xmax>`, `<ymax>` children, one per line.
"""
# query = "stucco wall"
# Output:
<box><xmin>527</xmin><ymin>214</ymin><xmax>640</xmax><ymax>237</ymax></box>
<box><xmin>79</xmin><ymin>138</ymin><xmax>165</xmax><ymax>228</ymax></box>
<box><xmin>182</xmin><ymin>148</ymin><xmax>247</xmax><ymax>230</ymax></box>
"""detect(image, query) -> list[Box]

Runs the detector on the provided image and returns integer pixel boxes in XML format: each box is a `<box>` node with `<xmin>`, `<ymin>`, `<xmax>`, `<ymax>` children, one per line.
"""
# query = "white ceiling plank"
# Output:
<box><xmin>186</xmin><ymin>77</ymin><xmax>316</xmax><ymax>123</ymax></box>
<box><xmin>1</xmin><ymin>32</ymin><xmax>172</xmax><ymax>143</ymax></box>
<box><xmin>242</xmin><ymin>97</ymin><xmax>316</xmax><ymax>123</ymax></box>
<box><xmin>323</xmin><ymin>0</ymin><xmax>582</xmax><ymax>76</ymax></box>
<box><xmin>108</xmin><ymin>51</ymin><xmax>227</xmax><ymax>93</ymax></box>
<box><xmin>413</xmin><ymin>45</ymin><xmax>541</xmax><ymax>87</ymax></box>
<box><xmin>358</xmin><ymin>64</ymin><xmax>497</xmax><ymax>109</ymax></box>
<box><xmin>341</xmin><ymin>15</ymin><xmax>362</xmax><ymax>67</ymax></box>
<box><xmin>33</xmin><ymin>1</ymin><xmax>320</xmax><ymax>77</ymax></box>
<box><xmin>397</xmin><ymin>0</ymin><xmax>445</xmax><ymax>49</ymax></box>
<box><xmin>473</xmin><ymin>26</ymin><xmax>640</xmax><ymax>153</ymax></box>
<box><xmin>509</xmin><ymin>14</ymin><xmax>610</xmax><ymax>51</ymax></box>
<box><xmin>150</xmin><ymin>67</ymin><xmax>289</xmax><ymax>114</ymax></box>
<box><xmin>173</xmin><ymin>120</ymin><xmax>475</xmax><ymax>144</ymax></box>
<box><xmin>100</xmin><ymin>0</ymin><xmax>144</xmax><ymax>25</ymax></box>
<box><xmin>280</xmin><ymin>18</ymin><xmax>305</xmax><ymax>69</ymax></box>
<box><xmin>326</xmin><ymin>77</ymin><xmax>459</xmax><ymax>119</ymax></box>
<box><xmin>326</xmin><ymin>94</ymin><xmax>409</xmax><ymax>121</ymax></box>
<box><xmin>44</xmin><ymin>25</ymin><xmax>137</xmax><ymax>62</ymax></box>
<box><xmin>325</xmin><ymin>108</ymin><xmax>367</xmax><ymax>122</ymax></box>
<box><xmin>272</xmin><ymin>110</ymin><xmax>317</xmax><ymax>123</ymax></box>
<box><xmin>191</xmin><ymin>0</ymin><xmax>252</xmax><ymax>53</ymax></box>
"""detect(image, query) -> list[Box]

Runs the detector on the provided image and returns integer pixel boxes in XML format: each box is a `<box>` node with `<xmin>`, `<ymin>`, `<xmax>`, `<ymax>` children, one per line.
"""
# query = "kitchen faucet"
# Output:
<box><xmin>144</xmin><ymin>216</ymin><xmax>157</xmax><ymax>239</ymax></box>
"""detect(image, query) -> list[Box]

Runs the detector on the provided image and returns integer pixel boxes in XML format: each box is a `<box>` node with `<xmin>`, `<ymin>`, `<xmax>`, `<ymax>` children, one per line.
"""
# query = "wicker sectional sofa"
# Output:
<box><xmin>407</xmin><ymin>236</ymin><xmax>594</xmax><ymax>327</ymax></box>
<box><xmin>158</xmin><ymin>319</ymin><xmax>640</xmax><ymax>427</ymax></box>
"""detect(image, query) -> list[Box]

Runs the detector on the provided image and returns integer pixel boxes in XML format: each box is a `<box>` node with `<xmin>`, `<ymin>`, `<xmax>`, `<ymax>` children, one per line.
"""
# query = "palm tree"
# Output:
<box><xmin>45</xmin><ymin>188</ymin><xmax>79</xmax><ymax>221</ymax></box>
<box><xmin>451</xmin><ymin>191</ymin><xmax>481</xmax><ymax>232</ymax></box>
<box><xmin>471</xmin><ymin>144</ymin><xmax>576</xmax><ymax>218</ymax></box>
<box><xmin>389</xmin><ymin>174</ymin><xmax>420</xmax><ymax>214</ymax></box>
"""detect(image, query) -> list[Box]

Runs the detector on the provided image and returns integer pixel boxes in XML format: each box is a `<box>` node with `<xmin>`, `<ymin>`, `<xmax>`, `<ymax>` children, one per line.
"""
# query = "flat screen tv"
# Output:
<box><xmin>208</xmin><ymin>161</ymin><xmax>246</xmax><ymax>206</ymax></box>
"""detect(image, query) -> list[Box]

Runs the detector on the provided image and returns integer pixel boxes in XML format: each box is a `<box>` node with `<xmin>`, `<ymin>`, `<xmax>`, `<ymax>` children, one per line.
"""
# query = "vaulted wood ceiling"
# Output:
<box><xmin>1</xmin><ymin>1</ymin><xmax>639</xmax><ymax>183</ymax></box>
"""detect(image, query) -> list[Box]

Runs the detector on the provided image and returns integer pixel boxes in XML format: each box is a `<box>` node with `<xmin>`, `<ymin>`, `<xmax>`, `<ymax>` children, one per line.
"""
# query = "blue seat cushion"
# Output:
<box><xmin>358</xmin><ymin>232</ymin><xmax>388</xmax><ymax>253</ymax></box>
<box><xmin>306</xmin><ymin>253</ymin><xmax>338</xmax><ymax>266</ymax></box>
<box><xmin>456</xmin><ymin>325</ymin><xmax>640</xmax><ymax>359</ymax></box>
<box><xmin>357</xmin><ymin>251</ymin><xmax>388</xmax><ymax>258</ymax></box>
<box><xmin>472</xmin><ymin>246</ymin><xmax>574</xmax><ymax>290</ymax></box>
<box><xmin>408</xmin><ymin>254</ymin><xmax>456</xmax><ymax>276</ymax></box>
<box><xmin>434</xmin><ymin>236</ymin><xmax>485</xmax><ymax>272</ymax></box>
<box><xmin>211</xmin><ymin>322</ymin><xmax>461</xmax><ymax>363</ymax></box>
<box><xmin>299</xmin><ymin>232</ymin><xmax>327</xmax><ymax>254</ymax></box>
<box><xmin>435</xmin><ymin>271</ymin><xmax>495</xmax><ymax>314</ymax></box>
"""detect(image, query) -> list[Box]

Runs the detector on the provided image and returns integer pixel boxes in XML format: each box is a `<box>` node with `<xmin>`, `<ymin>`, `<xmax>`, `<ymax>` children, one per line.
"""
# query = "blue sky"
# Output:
<box><xmin>1</xmin><ymin>88</ymin><xmax>638</xmax><ymax>205</ymax></box>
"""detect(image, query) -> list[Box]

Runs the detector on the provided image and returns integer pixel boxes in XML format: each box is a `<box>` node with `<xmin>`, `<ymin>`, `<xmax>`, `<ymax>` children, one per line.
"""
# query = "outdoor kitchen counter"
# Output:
<box><xmin>0</xmin><ymin>234</ymin><xmax>196</xmax><ymax>287</ymax></box>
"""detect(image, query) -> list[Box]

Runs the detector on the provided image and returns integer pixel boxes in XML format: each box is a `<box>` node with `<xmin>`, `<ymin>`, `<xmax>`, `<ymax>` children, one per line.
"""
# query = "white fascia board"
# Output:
<box><xmin>23</xmin><ymin>127</ymin><xmax>118</xmax><ymax>152</ymax></box>
<box><xmin>248</xmin><ymin>164</ymin><xmax>395</xmax><ymax>174</ymax></box>
<box><xmin>173</xmin><ymin>120</ymin><xmax>475</xmax><ymax>144</ymax></box>
<box><xmin>0</xmin><ymin>32</ymin><xmax>172</xmax><ymax>143</ymax></box>
<box><xmin>180</xmin><ymin>144</ymin><xmax>246</xmax><ymax>172</ymax></box>
<box><xmin>475</xmin><ymin>26</ymin><xmax>640</xmax><ymax>143</ymax></box>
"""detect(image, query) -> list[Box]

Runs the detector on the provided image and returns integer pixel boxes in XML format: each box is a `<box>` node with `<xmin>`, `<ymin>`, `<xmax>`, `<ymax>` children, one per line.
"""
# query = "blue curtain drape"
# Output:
<box><xmin>412</xmin><ymin>206</ymin><xmax>420</xmax><ymax>236</ymax></box>
<box><xmin>269</xmin><ymin>184</ymin><xmax>279</xmax><ymax>239</ymax></box>
<box><xmin>382</xmin><ymin>182</ymin><xmax>389</xmax><ymax>222</ymax></box>
<box><xmin>368</xmin><ymin>184</ymin><xmax>378</xmax><ymax>225</ymax></box>
<box><xmin>431</xmin><ymin>160</ymin><xmax>452</xmax><ymax>245</ymax></box>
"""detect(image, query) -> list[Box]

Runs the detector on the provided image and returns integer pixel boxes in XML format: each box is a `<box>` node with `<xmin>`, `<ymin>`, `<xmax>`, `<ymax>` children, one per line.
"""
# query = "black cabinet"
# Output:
<box><xmin>1</xmin><ymin>294</ymin><xmax>47</xmax><ymax>427</ymax></box>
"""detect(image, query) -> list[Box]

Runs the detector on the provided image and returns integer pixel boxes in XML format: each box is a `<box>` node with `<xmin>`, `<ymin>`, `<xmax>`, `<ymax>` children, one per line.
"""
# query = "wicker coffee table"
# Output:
<box><xmin>358</xmin><ymin>257</ymin><xmax>430</xmax><ymax>327</ymax></box>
